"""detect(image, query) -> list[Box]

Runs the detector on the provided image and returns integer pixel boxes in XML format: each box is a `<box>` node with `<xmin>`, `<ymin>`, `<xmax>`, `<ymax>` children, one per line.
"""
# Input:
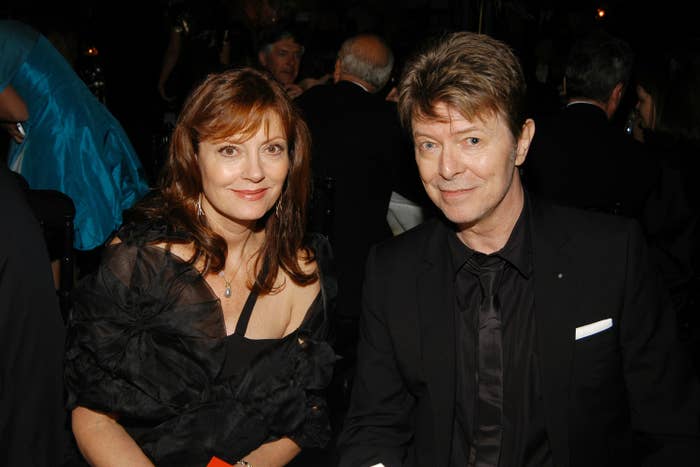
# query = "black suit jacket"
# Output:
<box><xmin>338</xmin><ymin>198</ymin><xmax>700</xmax><ymax>467</ymax></box>
<box><xmin>297</xmin><ymin>81</ymin><xmax>411</xmax><ymax>326</ymax></box>
<box><xmin>0</xmin><ymin>168</ymin><xmax>67</xmax><ymax>465</ymax></box>
<box><xmin>523</xmin><ymin>103</ymin><xmax>658</xmax><ymax>221</ymax></box>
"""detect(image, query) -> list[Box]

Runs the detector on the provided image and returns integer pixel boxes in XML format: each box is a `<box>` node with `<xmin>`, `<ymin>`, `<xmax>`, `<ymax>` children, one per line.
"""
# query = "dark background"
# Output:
<box><xmin>2</xmin><ymin>0</ymin><xmax>697</xmax><ymax>181</ymax></box>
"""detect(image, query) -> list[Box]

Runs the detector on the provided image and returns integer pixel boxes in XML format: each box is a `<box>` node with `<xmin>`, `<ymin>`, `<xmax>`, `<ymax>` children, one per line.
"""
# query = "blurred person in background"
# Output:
<box><xmin>0</xmin><ymin>20</ymin><xmax>149</xmax><ymax>268</ymax></box>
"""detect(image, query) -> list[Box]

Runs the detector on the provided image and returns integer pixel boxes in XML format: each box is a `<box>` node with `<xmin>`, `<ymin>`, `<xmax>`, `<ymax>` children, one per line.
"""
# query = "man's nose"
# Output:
<box><xmin>438</xmin><ymin>145</ymin><xmax>463</xmax><ymax>179</ymax></box>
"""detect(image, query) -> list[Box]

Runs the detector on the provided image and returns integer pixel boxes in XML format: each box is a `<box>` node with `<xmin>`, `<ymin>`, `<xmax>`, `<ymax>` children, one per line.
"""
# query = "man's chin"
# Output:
<box><xmin>442</xmin><ymin>209</ymin><xmax>479</xmax><ymax>230</ymax></box>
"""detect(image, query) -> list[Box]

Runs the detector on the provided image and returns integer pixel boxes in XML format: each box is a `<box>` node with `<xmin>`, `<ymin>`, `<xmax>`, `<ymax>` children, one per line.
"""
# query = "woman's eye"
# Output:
<box><xmin>264</xmin><ymin>144</ymin><xmax>285</xmax><ymax>155</ymax></box>
<box><xmin>219</xmin><ymin>145</ymin><xmax>238</xmax><ymax>157</ymax></box>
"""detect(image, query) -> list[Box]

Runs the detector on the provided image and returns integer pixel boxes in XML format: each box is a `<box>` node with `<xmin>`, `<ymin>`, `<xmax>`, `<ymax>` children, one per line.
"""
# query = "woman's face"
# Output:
<box><xmin>635</xmin><ymin>85</ymin><xmax>654</xmax><ymax>130</ymax></box>
<box><xmin>197</xmin><ymin>112</ymin><xmax>290</xmax><ymax>229</ymax></box>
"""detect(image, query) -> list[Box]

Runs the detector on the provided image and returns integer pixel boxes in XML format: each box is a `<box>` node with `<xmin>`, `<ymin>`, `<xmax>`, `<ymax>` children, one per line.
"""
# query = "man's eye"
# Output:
<box><xmin>420</xmin><ymin>141</ymin><xmax>437</xmax><ymax>151</ymax></box>
<box><xmin>466</xmin><ymin>137</ymin><xmax>480</xmax><ymax>145</ymax></box>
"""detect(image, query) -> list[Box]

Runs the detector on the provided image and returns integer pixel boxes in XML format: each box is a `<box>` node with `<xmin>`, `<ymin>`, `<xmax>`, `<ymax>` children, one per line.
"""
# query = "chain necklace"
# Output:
<box><xmin>217</xmin><ymin>233</ymin><xmax>254</xmax><ymax>299</ymax></box>
<box><xmin>218</xmin><ymin>262</ymin><xmax>243</xmax><ymax>298</ymax></box>
<box><xmin>218</xmin><ymin>246</ymin><xmax>248</xmax><ymax>299</ymax></box>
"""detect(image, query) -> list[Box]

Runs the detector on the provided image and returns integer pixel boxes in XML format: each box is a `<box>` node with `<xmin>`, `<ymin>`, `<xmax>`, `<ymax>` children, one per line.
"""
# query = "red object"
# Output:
<box><xmin>207</xmin><ymin>456</ymin><xmax>234</xmax><ymax>467</ymax></box>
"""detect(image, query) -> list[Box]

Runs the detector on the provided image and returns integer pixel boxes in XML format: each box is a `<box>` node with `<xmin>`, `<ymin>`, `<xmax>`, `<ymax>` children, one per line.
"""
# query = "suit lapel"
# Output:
<box><xmin>417</xmin><ymin>220</ymin><xmax>456</xmax><ymax>466</ymax></box>
<box><xmin>530</xmin><ymin>200</ymin><xmax>576</xmax><ymax>467</ymax></box>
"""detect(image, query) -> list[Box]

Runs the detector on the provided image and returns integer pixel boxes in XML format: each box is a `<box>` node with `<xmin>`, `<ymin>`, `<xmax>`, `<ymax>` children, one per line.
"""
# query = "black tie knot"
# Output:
<box><xmin>466</xmin><ymin>254</ymin><xmax>505</xmax><ymax>297</ymax></box>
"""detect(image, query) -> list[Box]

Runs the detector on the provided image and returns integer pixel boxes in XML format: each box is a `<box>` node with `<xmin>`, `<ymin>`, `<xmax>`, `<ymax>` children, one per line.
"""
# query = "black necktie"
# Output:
<box><xmin>467</xmin><ymin>254</ymin><xmax>505</xmax><ymax>467</ymax></box>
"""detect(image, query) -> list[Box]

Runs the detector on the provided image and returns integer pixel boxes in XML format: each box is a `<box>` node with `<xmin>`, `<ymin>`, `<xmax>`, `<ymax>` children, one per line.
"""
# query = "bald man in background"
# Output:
<box><xmin>296</xmin><ymin>33</ymin><xmax>409</xmax><ymax>436</ymax></box>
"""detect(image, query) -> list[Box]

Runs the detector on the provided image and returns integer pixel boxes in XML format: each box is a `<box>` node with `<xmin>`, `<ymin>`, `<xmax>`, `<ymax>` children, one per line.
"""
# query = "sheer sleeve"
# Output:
<box><xmin>64</xmin><ymin>241</ymin><xmax>226</xmax><ymax>419</ymax></box>
<box><xmin>64</xmin><ymin>231</ymin><xmax>338</xmax><ymax>464</ymax></box>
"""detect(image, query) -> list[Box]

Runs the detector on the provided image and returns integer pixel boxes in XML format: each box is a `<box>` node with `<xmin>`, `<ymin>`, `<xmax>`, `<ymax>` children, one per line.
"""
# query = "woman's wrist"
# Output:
<box><xmin>235</xmin><ymin>461</ymin><xmax>252</xmax><ymax>467</ymax></box>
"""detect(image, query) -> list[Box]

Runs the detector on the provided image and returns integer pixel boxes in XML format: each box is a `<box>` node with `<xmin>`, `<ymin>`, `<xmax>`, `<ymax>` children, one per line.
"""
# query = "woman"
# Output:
<box><xmin>65</xmin><ymin>68</ymin><xmax>336</xmax><ymax>466</ymax></box>
<box><xmin>0</xmin><ymin>20</ymin><xmax>149</xmax><ymax>252</ymax></box>
<box><xmin>632</xmin><ymin>49</ymin><xmax>700</xmax><ymax>323</ymax></box>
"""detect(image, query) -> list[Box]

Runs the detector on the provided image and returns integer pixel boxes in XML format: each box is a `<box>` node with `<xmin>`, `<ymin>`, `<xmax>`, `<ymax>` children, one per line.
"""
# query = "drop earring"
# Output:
<box><xmin>275</xmin><ymin>198</ymin><xmax>283</xmax><ymax>217</ymax></box>
<box><xmin>197</xmin><ymin>193</ymin><xmax>204</xmax><ymax>216</ymax></box>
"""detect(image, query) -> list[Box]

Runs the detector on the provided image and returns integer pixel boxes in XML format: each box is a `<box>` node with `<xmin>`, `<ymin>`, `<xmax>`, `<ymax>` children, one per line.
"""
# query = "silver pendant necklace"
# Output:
<box><xmin>218</xmin><ymin>254</ymin><xmax>245</xmax><ymax>299</ymax></box>
<box><xmin>219</xmin><ymin>270</ymin><xmax>234</xmax><ymax>298</ymax></box>
<box><xmin>219</xmin><ymin>260</ymin><xmax>243</xmax><ymax>298</ymax></box>
<box><xmin>218</xmin><ymin>233</ymin><xmax>253</xmax><ymax>299</ymax></box>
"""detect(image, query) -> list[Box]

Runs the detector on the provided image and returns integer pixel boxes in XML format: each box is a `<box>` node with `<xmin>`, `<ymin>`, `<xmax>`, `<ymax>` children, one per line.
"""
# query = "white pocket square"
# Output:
<box><xmin>575</xmin><ymin>318</ymin><xmax>613</xmax><ymax>340</ymax></box>
<box><xmin>370</xmin><ymin>464</ymin><xmax>386</xmax><ymax>467</ymax></box>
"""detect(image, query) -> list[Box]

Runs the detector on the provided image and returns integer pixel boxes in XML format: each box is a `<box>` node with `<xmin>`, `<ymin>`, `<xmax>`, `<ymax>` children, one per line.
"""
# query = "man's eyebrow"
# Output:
<box><xmin>413</xmin><ymin>126</ymin><xmax>483</xmax><ymax>138</ymax></box>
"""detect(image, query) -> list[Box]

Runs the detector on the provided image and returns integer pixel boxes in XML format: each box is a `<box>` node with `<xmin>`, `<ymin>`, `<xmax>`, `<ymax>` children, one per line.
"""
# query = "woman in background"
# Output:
<box><xmin>0</xmin><ymin>20</ymin><xmax>149</xmax><ymax>252</ymax></box>
<box><xmin>65</xmin><ymin>68</ymin><xmax>336</xmax><ymax>466</ymax></box>
<box><xmin>633</xmin><ymin>47</ymin><xmax>700</xmax><ymax>338</ymax></box>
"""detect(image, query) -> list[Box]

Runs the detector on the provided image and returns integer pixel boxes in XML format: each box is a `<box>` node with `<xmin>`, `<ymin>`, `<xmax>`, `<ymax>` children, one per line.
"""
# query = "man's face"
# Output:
<box><xmin>412</xmin><ymin>102</ymin><xmax>533</xmax><ymax>233</ymax></box>
<box><xmin>259</xmin><ymin>37</ymin><xmax>302</xmax><ymax>85</ymax></box>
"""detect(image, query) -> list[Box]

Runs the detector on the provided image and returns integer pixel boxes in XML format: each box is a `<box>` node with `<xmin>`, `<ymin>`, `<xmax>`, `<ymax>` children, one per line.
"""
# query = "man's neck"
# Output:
<box><xmin>566</xmin><ymin>98</ymin><xmax>612</xmax><ymax>119</ymax></box>
<box><xmin>338</xmin><ymin>75</ymin><xmax>372</xmax><ymax>93</ymax></box>
<box><xmin>456</xmin><ymin>180</ymin><xmax>525</xmax><ymax>254</ymax></box>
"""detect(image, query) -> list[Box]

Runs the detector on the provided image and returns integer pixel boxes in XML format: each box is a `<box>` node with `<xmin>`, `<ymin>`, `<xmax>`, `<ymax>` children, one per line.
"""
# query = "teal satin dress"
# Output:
<box><xmin>1</xmin><ymin>20</ymin><xmax>149</xmax><ymax>250</ymax></box>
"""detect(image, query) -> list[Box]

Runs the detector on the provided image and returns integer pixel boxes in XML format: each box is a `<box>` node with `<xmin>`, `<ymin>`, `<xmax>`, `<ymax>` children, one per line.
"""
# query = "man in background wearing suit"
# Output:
<box><xmin>338</xmin><ymin>31</ymin><xmax>699</xmax><ymax>467</ymax></box>
<box><xmin>297</xmin><ymin>33</ymin><xmax>405</xmax><ymax>360</ymax></box>
<box><xmin>523</xmin><ymin>31</ymin><xmax>657</xmax><ymax>221</ymax></box>
<box><xmin>296</xmin><ymin>35</ymin><xmax>408</xmax><ymax>449</ymax></box>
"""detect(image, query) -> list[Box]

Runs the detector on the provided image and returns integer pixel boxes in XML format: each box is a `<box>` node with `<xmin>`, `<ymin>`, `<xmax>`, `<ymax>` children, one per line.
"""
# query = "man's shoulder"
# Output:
<box><xmin>299</xmin><ymin>81</ymin><xmax>393</xmax><ymax>112</ymax></box>
<box><xmin>297</xmin><ymin>82</ymin><xmax>334</xmax><ymax>102</ymax></box>
<box><xmin>532</xmin><ymin>196</ymin><xmax>641</xmax><ymax>240</ymax></box>
<box><xmin>295</xmin><ymin>83</ymin><xmax>332</xmax><ymax>115</ymax></box>
<box><xmin>371</xmin><ymin>218</ymin><xmax>446</xmax><ymax>262</ymax></box>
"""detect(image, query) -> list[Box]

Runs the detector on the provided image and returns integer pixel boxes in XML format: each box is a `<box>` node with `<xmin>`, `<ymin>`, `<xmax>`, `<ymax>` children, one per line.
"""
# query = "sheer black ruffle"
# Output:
<box><xmin>65</xmin><ymin>219</ymin><xmax>337</xmax><ymax>465</ymax></box>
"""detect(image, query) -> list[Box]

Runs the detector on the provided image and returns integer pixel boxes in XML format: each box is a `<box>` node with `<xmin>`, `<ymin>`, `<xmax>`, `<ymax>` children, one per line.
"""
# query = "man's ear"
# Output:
<box><xmin>605</xmin><ymin>82</ymin><xmax>625</xmax><ymax>118</ymax></box>
<box><xmin>515</xmin><ymin>118</ymin><xmax>535</xmax><ymax>166</ymax></box>
<box><xmin>258</xmin><ymin>50</ymin><xmax>268</xmax><ymax>68</ymax></box>
<box><xmin>333</xmin><ymin>58</ymin><xmax>342</xmax><ymax>84</ymax></box>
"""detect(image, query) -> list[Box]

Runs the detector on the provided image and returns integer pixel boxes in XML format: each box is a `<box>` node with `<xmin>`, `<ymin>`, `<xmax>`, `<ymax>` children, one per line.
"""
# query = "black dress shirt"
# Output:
<box><xmin>449</xmin><ymin>196</ymin><xmax>553</xmax><ymax>467</ymax></box>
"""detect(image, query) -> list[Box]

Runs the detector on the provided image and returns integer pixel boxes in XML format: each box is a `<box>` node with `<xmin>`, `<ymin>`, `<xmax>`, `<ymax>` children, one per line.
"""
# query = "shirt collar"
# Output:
<box><xmin>341</xmin><ymin>78</ymin><xmax>370</xmax><ymax>93</ymax></box>
<box><xmin>447</xmin><ymin>193</ymin><xmax>533</xmax><ymax>278</ymax></box>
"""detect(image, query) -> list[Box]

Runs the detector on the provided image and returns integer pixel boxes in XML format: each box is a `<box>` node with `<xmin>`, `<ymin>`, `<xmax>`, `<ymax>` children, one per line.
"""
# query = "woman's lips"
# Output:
<box><xmin>232</xmin><ymin>188</ymin><xmax>268</xmax><ymax>201</ymax></box>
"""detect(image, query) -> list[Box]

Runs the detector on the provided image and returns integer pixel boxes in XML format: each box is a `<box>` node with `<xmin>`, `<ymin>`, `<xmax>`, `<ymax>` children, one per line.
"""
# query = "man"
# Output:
<box><xmin>297</xmin><ymin>33</ymin><xmax>406</xmax><ymax>338</ymax></box>
<box><xmin>523</xmin><ymin>31</ymin><xmax>657</xmax><ymax>220</ymax></box>
<box><xmin>524</xmin><ymin>31</ymin><xmax>695</xmax><ymax>344</ymax></box>
<box><xmin>337</xmin><ymin>31</ymin><xmax>700</xmax><ymax>467</ymax></box>
<box><xmin>257</xmin><ymin>27</ymin><xmax>305</xmax><ymax>98</ymax></box>
<box><xmin>0</xmin><ymin>168</ymin><xmax>67</xmax><ymax>465</ymax></box>
<box><xmin>296</xmin><ymin>33</ymin><xmax>409</xmax><ymax>434</ymax></box>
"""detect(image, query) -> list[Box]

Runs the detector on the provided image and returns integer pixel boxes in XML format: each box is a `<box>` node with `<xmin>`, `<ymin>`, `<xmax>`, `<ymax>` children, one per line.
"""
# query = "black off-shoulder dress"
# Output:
<box><xmin>64</xmin><ymin>221</ymin><xmax>337</xmax><ymax>466</ymax></box>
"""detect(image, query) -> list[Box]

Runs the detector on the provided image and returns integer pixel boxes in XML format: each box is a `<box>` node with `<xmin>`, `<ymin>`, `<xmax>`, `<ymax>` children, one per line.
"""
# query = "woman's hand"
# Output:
<box><xmin>237</xmin><ymin>437</ymin><xmax>301</xmax><ymax>467</ymax></box>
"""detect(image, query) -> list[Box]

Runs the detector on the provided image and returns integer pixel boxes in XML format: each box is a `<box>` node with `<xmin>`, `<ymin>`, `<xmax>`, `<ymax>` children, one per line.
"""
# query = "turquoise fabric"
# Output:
<box><xmin>1</xmin><ymin>20</ymin><xmax>149</xmax><ymax>250</ymax></box>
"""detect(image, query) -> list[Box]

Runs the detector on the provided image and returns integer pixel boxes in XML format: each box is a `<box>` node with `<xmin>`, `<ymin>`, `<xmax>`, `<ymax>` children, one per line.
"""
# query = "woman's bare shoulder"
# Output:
<box><xmin>109</xmin><ymin>236</ymin><xmax>198</xmax><ymax>265</ymax></box>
